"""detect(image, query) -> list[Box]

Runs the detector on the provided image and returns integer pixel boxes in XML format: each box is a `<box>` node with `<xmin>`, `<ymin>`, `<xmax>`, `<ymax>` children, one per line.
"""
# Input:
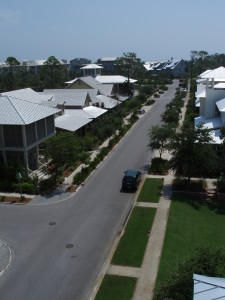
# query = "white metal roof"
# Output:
<box><xmin>201</xmin><ymin>67</ymin><xmax>225</xmax><ymax>79</ymax></box>
<box><xmin>2</xmin><ymin>88</ymin><xmax>51</xmax><ymax>103</ymax></box>
<box><xmin>194</xmin><ymin>116</ymin><xmax>222</xmax><ymax>129</ymax></box>
<box><xmin>95</xmin><ymin>95</ymin><xmax>119</xmax><ymax>109</ymax></box>
<box><xmin>195</xmin><ymin>89</ymin><xmax>206</xmax><ymax>98</ymax></box>
<box><xmin>101</xmin><ymin>57</ymin><xmax>117</xmax><ymax>62</ymax></box>
<box><xmin>193</xmin><ymin>274</ymin><xmax>225</xmax><ymax>299</ymax></box>
<box><xmin>216</xmin><ymin>98</ymin><xmax>225</xmax><ymax>112</ymax></box>
<box><xmin>0</xmin><ymin>95</ymin><xmax>59</xmax><ymax>125</ymax></box>
<box><xmin>199</xmin><ymin>69</ymin><xmax>212</xmax><ymax>77</ymax></box>
<box><xmin>80</xmin><ymin>64</ymin><xmax>103</xmax><ymax>69</ymax></box>
<box><xmin>214</xmin><ymin>82</ymin><xmax>225</xmax><ymax>89</ymax></box>
<box><xmin>83</xmin><ymin>106</ymin><xmax>107</xmax><ymax>118</ymax></box>
<box><xmin>41</xmin><ymin>89</ymin><xmax>89</xmax><ymax>106</ymax></box>
<box><xmin>96</xmin><ymin>75</ymin><xmax>137</xmax><ymax>84</ymax></box>
<box><xmin>55</xmin><ymin>109</ymin><xmax>92</xmax><ymax>132</ymax></box>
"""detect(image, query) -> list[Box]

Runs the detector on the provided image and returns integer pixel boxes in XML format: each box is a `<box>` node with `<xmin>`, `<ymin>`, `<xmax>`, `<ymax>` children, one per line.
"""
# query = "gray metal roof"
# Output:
<box><xmin>83</xmin><ymin>106</ymin><xmax>107</xmax><ymax>118</ymax></box>
<box><xmin>0</xmin><ymin>95</ymin><xmax>59</xmax><ymax>125</ymax></box>
<box><xmin>2</xmin><ymin>88</ymin><xmax>51</xmax><ymax>103</ymax></box>
<box><xmin>95</xmin><ymin>95</ymin><xmax>119</xmax><ymax>109</ymax></box>
<box><xmin>41</xmin><ymin>89</ymin><xmax>89</xmax><ymax>106</ymax></box>
<box><xmin>55</xmin><ymin>109</ymin><xmax>92</xmax><ymax>132</ymax></box>
<box><xmin>101</xmin><ymin>57</ymin><xmax>117</xmax><ymax>62</ymax></box>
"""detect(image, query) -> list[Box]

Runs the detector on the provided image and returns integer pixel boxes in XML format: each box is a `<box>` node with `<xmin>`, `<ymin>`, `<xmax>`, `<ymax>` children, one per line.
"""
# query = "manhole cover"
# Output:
<box><xmin>66</xmin><ymin>244</ymin><xmax>74</xmax><ymax>249</ymax></box>
<box><xmin>49</xmin><ymin>222</ymin><xmax>56</xmax><ymax>225</ymax></box>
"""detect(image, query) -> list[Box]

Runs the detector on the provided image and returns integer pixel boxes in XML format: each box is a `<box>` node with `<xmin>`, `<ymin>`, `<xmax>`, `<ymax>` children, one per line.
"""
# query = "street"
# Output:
<box><xmin>0</xmin><ymin>80</ymin><xmax>178</xmax><ymax>300</ymax></box>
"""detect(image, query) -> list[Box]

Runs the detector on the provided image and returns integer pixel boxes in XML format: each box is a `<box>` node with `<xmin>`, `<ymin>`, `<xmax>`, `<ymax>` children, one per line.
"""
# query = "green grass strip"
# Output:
<box><xmin>95</xmin><ymin>275</ymin><xmax>137</xmax><ymax>300</ymax></box>
<box><xmin>112</xmin><ymin>207</ymin><xmax>156</xmax><ymax>267</ymax></box>
<box><xmin>156</xmin><ymin>193</ymin><xmax>225</xmax><ymax>285</ymax></box>
<box><xmin>138</xmin><ymin>178</ymin><xmax>163</xmax><ymax>202</ymax></box>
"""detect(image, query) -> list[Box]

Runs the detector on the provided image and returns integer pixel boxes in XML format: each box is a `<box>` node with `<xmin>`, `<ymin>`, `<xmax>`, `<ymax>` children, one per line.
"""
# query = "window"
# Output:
<box><xmin>46</xmin><ymin>116</ymin><xmax>54</xmax><ymax>135</ymax></box>
<box><xmin>26</xmin><ymin>123</ymin><xmax>36</xmax><ymax>146</ymax></box>
<box><xmin>4</xmin><ymin>125</ymin><xmax>23</xmax><ymax>147</ymax></box>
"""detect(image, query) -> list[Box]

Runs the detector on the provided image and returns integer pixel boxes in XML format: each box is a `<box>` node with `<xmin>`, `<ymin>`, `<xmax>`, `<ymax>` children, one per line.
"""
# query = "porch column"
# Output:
<box><xmin>22</xmin><ymin>125</ymin><xmax>29</xmax><ymax>173</ymax></box>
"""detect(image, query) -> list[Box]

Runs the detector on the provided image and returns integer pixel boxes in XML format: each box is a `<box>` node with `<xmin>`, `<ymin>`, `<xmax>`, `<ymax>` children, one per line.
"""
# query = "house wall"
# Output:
<box><xmin>220</xmin><ymin>112</ymin><xmax>225</xmax><ymax>125</ymax></box>
<box><xmin>68</xmin><ymin>79</ymin><xmax>92</xmax><ymax>89</ymax></box>
<box><xmin>205</xmin><ymin>88</ymin><xmax>225</xmax><ymax>118</ymax></box>
<box><xmin>0</xmin><ymin>115</ymin><xmax>55</xmax><ymax>172</ymax></box>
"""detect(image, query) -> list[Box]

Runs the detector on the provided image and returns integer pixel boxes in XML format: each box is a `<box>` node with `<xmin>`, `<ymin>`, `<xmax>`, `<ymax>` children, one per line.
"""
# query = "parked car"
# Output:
<box><xmin>122</xmin><ymin>170</ymin><xmax>141</xmax><ymax>190</ymax></box>
<box><xmin>138</xmin><ymin>109</ymin><xmax>145</xmax><ymax>115</ymax></box>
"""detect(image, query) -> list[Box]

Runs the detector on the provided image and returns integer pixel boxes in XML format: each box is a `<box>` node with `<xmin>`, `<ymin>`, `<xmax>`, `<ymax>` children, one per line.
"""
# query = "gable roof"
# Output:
<box><xmin>65</xmin><ymin>76</ymin><xmax>114</xmax><ymax>96</ymax></box>
<box><xmin>201</xmin><ymin>67</ymin><xmax>225</xmax><ymax>79</ymax></box>
<box><xmin>2</xmin><ymin>88</ymin><xmax>51</xmax><ymax>103</ymax></box>
<box><xmin>95</xmin><ymin>95</ymin><xmax>119</xmax><ymax>109</ymax></box>
<box><xmin>0</xmin><ymin>95</ymin><xmax>59</xmax><ymax>125</ymax></box>
<box><xmin>41</xmin><ymin>89</ymin><xmax>90</xmax><ymax>107</ymax></box>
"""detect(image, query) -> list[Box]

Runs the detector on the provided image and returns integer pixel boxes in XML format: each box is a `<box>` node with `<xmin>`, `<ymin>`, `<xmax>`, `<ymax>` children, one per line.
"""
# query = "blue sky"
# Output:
<box><xmin>1</xmin><ymin>0</ymin><xmax>225</xmax><ymax>62</ymax></box>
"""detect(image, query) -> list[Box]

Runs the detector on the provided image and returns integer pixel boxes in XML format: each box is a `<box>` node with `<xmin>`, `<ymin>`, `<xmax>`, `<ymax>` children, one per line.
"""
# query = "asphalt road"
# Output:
<box><xmin>0</xmin><ymin>80</ymin><xmax>179</xmax><ymax>300</ymax></box>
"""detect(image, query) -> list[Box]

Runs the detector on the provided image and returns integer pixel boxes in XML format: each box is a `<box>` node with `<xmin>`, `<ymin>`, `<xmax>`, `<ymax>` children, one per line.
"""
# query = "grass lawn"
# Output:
<box><xmin>138</xmin><ymin>178</ymin><xmax>163</xmax><ymax>202</ymax></box>
<box><xmin>156</xmin><ymin>193</ymin><xmax>225</xmax><ymax>285</ymax></box>
<box><xmin>95</xmin><ymin>275</ymin><xmax>137</xmax><ymax>300</ymax></box>
<box><xmin>112</xmin><ymin>207</ymin><xmax>156</xmax><ymax>267</ymax></box>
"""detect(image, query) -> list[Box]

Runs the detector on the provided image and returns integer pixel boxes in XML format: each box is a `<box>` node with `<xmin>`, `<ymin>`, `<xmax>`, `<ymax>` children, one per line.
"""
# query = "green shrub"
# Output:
<box><xmin>13</xmin><ymin>182</ymin><xmax>37</xmax><ymax>194</ymax></box>
<box><xmin>57</xmin><ymin>176</ymin><xmax>64</xmax><ymax>184</ymax></box>
<box><xmin>216</xmin><ymin>174</ymin><xmax>225</xmax><ymax>193</ymax></box>
<box><xmin>149</xmin><ymin>158</ymin><xmax>168</xmax><ymax>175</ymax></box>
<box><xmin>39</xmin><ymin>176</ymin><xmax>56</xmax><ymax>193</ymax></box>
<box><xmin>146</xmin><ymin>99</ymin><xmax>155</xmax><ymax>105</ymax></box>
<box><xmin>154</xmin><ymin>93</ymin><xmax>160</xmax><ymax>98</ymax></box>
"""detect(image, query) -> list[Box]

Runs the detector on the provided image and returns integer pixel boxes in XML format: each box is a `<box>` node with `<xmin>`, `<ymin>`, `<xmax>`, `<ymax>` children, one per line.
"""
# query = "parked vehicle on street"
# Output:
<box><xmin>138</xmin><ymin>109</ymin><xmax>145</xmax><ymax>115</ymax></box>
<box><xmin>122</xmin><ymin>170</ymin><xmax>141</xmax><ymax>190</ymax></box>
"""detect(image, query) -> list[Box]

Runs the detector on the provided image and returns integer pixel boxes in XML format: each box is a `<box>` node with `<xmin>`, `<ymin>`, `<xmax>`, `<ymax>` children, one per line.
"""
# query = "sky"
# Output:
<box><xmin>1</xmin><ymin>0</ymin><xmax>225</xmax><ymax>63</ymax></box>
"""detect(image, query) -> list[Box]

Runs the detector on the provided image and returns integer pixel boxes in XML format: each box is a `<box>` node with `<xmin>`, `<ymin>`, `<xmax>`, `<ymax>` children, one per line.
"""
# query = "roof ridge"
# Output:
<box><xmin>5</xmin><ymin>95</ymin><xmax>26</xmax><ymax>125</ymax></box>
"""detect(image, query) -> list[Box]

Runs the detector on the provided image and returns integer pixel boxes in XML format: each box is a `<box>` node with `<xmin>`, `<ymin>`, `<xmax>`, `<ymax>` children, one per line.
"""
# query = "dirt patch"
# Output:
<box><xmin>66</xmin><ymin>185</ymin><xmax>77</xmax><ymax>193</ymax></box>
<box><xmin>0</xmin><ymin>196</ymin><xmax>31</xmax><ymax>204</ymax></box>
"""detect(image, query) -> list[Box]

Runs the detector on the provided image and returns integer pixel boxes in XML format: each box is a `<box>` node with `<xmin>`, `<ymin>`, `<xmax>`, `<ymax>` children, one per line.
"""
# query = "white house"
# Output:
<box><xmin>195</xmin><ymin>66</ymin><xmax>225</xmax><ymax>144</ymax></box>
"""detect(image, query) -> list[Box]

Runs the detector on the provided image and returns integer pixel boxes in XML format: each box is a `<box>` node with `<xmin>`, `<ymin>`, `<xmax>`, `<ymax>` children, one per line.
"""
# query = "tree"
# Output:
<box><xmin>44</xmin><ymin>132</ymin><xmax>79</xmax><ymax>179</ymax></box>
<box><xmin>5</xmin><ymin>56</ymin><xmax>20</xmax><ymax>90</ymax></box>
<box><xmin>148</xmin><ymin>125</ymin><xmax>174</xmax><ymax>158</ymax></box>
<box><xmin>116</xmin><ymin>52</ymin><xmax>143</xmax><ymax>95</ymax></box>
<box><xmin>154</xmin><ymin>246</ymin><xmax>225</xmax><ymax>300</ymax></box>
<box><xmin>169</xmin><ymin>122</ymin><xmax>218</xmax><ymax>183</ymax></box>
<box><xmin>41</xmin><ymin>56</ymin><xmax>65</xmax><ymax>88</ymax></box>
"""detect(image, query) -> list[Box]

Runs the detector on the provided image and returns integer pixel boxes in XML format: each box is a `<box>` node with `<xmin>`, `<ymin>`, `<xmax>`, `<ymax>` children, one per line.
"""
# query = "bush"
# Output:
<box><xmin>154</xmin><ymin>93</ymin><xmax>160</xmax><ymax>98</ymax></box>
<box><xmin>13</xmin><ymin>182</ymin><xmax>37</xmax><ymax>194</ymax></box>
<box><xmin>146</xmin><ymin>99</ymin><xmax>155</xmax><ymax>105</ymax></box>
<box><xmin>0</xmin><ymin>196</ymin><xmax>5</xmax><ymax>202</ymax></box>
<box><xmin>216</xmin><ymin>174</ymin><xmax>225</xmax><ymax>193</ymax></box>
<box><xmin>148</xmin><ymin>158</ymin><xmax>168</xmax><ymax>175</ymax></box>
<box><xmin>39</xmin><ymin>176</ymin><xmax>56</xmax><ymax>193</ymax></box>
<box><xmin>172</xmin><ymin>178</ymin><xmax>207</xmax><ymax>192</ymax></box>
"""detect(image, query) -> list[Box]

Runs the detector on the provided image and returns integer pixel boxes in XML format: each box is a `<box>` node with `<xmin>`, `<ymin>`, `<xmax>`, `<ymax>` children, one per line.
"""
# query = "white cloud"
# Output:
<box><xmin>0</xmin><ymin>9</ymin><xmax>22</xmax><ymax>26</ymax></box>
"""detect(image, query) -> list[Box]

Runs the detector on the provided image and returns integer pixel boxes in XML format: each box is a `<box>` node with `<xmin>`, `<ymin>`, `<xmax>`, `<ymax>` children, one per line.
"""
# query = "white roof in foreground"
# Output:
<box><xmin>80</xmin><ymin>64</ymin><xmax>103</xmax><ymax>69</ymax></box>
<box><xmin>83</xmin><ymin>106</ymin><xmax>107</xmax><ymax>118</ymax></box>
<box><xmin>55</xmin><ymin>109</ymin><xmax>92</xmax><ymax>132</ymax></box>
<box><xmin>96</xmin><ymin>75</ymin><xmax>137</xmax><ymax>84</ymax></box>
<box><xmin>0</xmin><ymin>95</ymin><xmax>59</xmax><ymax>125</ymax></box>
<box><xmin>193</xmin><ymin>274</ymin><xmax>225</xmax><ymax>299</ymax></box>
<box><xmin>201</xmin><ymin>67</ymin><xmax>225</xmax><ymax>79</ymax></box>
<box><xmin>2</xmin><ymin>88</ymin><xmax>51</xmax><ymax>103</ymax></box>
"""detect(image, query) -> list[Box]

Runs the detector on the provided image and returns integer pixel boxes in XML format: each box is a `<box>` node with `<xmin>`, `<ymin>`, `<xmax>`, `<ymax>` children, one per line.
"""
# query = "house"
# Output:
<box><xmin>144</xmin><ymin>58</ymin><xmax>188</xmax><ymax>77</ymax></box>
<box><xmin>194</xmin><ymin>66</ymin><xmax>225</xmax><ymax>144</ymax></box>
<box><xmin>65</xmin><ymin>76</ymin><xmax>116</xmax><ymax>97</ymax></box>
<box><xmin>96</xmin><ymin>57</ymin><xmax>118</xmax><ymax>74</ymax></box>
<box><xmin>80</xmin><ymin>64</ymin><xmax>103</xmax><ymax>77</ymax></box>
<box><xmin>70</xmin><ymin>58</ymin><xmax>92</xmax><ymax>75</ymax></box>
<box><xmin>95</xmin><ymin>75</ymin><xmax>137</xmax><ymax>95</ymax></box>
<box><xmin>0</xmin><ymin>95</ymin><xmax>59</xmax><ymax>175</ymax></box>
